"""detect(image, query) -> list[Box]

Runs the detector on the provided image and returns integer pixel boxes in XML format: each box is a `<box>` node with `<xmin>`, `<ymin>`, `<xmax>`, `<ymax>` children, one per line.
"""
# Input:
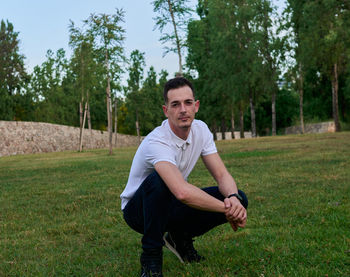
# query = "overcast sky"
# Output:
<box><xmin>1</xmin><ymin>0</ymin><xmax>285</xmax><ymax>83</ymax></box>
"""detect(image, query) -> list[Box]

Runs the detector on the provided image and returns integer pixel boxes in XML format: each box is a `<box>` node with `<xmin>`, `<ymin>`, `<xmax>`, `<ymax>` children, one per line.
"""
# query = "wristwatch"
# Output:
<box><xmin>227</xmin><ymin>193</ymin><xmax>243</xmax><ymax>204</ymax></box>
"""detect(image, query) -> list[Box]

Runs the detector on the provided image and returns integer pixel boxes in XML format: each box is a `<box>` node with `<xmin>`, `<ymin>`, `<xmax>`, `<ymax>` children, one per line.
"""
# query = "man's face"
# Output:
<box><xmin>162</xmin><ymin>85</ymin><xmax>199</xmax><ymax>135</ymax></box>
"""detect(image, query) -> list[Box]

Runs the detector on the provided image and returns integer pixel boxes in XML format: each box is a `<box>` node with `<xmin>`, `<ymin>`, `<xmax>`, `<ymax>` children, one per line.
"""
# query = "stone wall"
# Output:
<box><xmin>216</xmin><ymin>131</ymin><xmax>252</xmax><ymax>140</ymax></box>
<box><xmin>0</xmin><ymin>121</ymin><xmax>140</xmax><ymax>157</ymax></box>
<box><xmin>285</xmin><ymin>121</ymin><xmax>335</xmax><ymax>135</ymax></box>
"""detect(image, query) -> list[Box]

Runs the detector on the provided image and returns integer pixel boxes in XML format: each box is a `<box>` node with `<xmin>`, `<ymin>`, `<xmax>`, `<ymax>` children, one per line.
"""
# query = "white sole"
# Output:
<box><xmin>163</xmin><ymin>234</ymin><xmax>184</xmax><ymax>263</ymax></box>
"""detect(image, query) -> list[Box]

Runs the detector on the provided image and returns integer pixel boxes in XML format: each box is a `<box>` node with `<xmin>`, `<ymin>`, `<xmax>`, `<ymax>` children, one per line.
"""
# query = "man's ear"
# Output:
<box><xmin>162</xmin><ymin>105</ymin><xmax>168</xmax><ymax>117</ymax></box>
<box><xmin>195</xmin><ymin>100</ymin><xmax>200</xmax><ymax>113</ymax></box>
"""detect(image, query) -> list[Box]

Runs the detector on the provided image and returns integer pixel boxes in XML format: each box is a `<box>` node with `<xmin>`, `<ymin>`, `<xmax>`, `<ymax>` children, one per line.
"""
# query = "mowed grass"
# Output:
<box><xmin>1</xmin><ymin>132</ymin><xmax>349</xmax><ymax>277</ymax></box>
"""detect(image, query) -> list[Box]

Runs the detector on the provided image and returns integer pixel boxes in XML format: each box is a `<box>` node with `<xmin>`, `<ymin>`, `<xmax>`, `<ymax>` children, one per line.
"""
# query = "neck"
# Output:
<box><xmin>169</xmin><ymin>124</ymin><xmax>190</xmax><ymax>140</ymax></box>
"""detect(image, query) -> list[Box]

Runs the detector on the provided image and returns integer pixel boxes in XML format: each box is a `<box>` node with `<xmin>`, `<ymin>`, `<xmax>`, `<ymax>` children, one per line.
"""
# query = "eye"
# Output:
<box><xmin>171</xmin><ymin>103</ymin><xmax>179</xmax><ymax>107</ymax></box>
<box><xmin>185</xmin><ymin>100</ymin><xmax>194</xmax><ymax>105</ymax></box>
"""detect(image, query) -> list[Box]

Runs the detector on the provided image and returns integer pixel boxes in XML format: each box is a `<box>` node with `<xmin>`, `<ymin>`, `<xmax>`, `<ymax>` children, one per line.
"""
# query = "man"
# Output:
<box><xmin>120</xmin><ymin>77</ymin><xmax>248</xmax><ymax>277</ymax></box>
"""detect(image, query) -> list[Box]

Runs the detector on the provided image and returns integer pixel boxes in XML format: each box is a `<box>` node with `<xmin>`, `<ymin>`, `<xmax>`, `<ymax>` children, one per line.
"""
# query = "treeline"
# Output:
<box><xmin>1</xmin><ymin>0</ymin><xmax>350</xmax><ymax>140</ymax></box>
<box><xmin>186</xmin><ymin>0</ymin><xmax>350</xmax><ymax>136</ymax></box>
<box><xmin>0</xmin><ymin>11</ymin><xmax>167</xmax><ymax>142</ymax></box>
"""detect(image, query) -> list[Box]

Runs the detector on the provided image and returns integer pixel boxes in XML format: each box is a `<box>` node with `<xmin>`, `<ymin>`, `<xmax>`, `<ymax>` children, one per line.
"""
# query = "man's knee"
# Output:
<box><xmin>201</xmin><ymin>186</ymin><xmax>224</xmax><ymax>200</ymax></box>
<box><xmin>238</xmin><ymin>190</ymin><xmax>248</xmax><ymax>209</ymax></box>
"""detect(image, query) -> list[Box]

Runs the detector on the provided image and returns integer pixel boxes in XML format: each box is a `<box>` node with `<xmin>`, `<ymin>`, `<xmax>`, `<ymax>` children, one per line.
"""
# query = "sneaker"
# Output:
<box><xmin>163</xmin><ymin>232</ymin><xmax>203</xmax><ymax>263</ymax></box>
<box><xmin>140</xmin><ymin>248</ymin><xmax>163</xmax><ymax>277</ymax></box>
<box><xmin>140</xmin><ymin>267</ymin><xmax>163</xmax><ymax>277</ymax></box>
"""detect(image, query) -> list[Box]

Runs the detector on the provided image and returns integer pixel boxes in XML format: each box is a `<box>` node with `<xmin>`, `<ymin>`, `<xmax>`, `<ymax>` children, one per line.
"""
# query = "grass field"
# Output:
<box><xmin>1</xmin><ymin>132</ymin><xmax>350</xmax><ymax>276</ymax></box>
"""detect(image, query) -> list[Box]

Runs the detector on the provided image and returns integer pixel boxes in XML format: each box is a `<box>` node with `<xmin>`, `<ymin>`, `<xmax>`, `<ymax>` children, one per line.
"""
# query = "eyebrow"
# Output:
<box><xmin>170</xmin><ymin>99</ymin><xmax>194</xmax><ymax>104</ymax></box>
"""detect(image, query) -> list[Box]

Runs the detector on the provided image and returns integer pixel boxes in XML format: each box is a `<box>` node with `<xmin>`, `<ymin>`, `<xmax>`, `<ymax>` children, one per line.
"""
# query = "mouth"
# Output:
<box><xmin>179</xmin><ymin>117</ymin><xmax>190</xmax><ymax>121</ymax></box>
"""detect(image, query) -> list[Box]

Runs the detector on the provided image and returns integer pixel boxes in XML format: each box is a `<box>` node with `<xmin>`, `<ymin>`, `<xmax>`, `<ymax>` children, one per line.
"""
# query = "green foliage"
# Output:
<box><xmin>0</xmin><ymin>19</ymin><xmax>29</xmax><ymax>120</ymax></box>
<box><xmin>1</xmin><ymin>0</ymin><xmax>350</xmax><ymax>136</ymax></box>
<box><xmin>152</xmin><ymin>0</ymin><xmax>193</xmax><ymax>73</ymax></box>
<box><xmin>26</xmin><ymin>49</ymin><xmax>79</xmax><ymax>126</ymax></box>
<box><xmin>1</xmin><ymin>133</ymin><xmax>349</xmax><ymax>276</ymax></box>
<box><xmin>69</xmin><ymin>19</ymin><xmax>108</xmax><ymax>130</ymax></box>
<box><xmin>124</xmin><ymin>49</ymin><xmax>146</xmax><ymax>134</ymax></box>
<box><xmin>187</xmin><ymin>0</ymin><xmax>285</xmax><ymax>135</ymax></box>
<box><xmin>139</xmin><ymin>66</ymin><xmax>166</xmax><ymax>134</ymax></box>
<box><xmin>124</xmin><ymin>60</ymin><xmax>167</xmax><ymax>136</ymax></box>
<box><xmin>84</xmin><ymin>9</ymin><xmax>126</xmax><ymax>63</ymax></box>
<box><xmin>285</xmin><ymin>0</ymin><xmax>350</xmax><ymax>131</ymax></box>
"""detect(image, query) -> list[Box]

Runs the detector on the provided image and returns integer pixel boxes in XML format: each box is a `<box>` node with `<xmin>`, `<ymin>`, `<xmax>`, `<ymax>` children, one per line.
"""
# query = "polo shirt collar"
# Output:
<box><xmin>166</xmin><ymin>120</ymin><xmax>192</xmax><ymax>149</ymax></box>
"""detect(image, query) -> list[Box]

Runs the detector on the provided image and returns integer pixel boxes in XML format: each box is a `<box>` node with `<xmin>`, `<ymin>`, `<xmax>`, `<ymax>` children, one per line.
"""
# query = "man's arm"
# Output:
<box><xmin>201</xmin><ymin>153</ymin><xmax>247</xmax><ymax>229</ymax></box>
<box><xmin>154</xmin><ymin>161</ymin><xmax>226</xmax><ymax>213</ymax></box>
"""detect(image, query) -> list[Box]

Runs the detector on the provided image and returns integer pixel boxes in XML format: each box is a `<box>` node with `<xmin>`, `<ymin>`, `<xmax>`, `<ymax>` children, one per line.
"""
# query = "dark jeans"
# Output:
<box><xmin>123</xmin><ymin>171</ymin><xmax>248</xmax><ymax>250</ymax></box>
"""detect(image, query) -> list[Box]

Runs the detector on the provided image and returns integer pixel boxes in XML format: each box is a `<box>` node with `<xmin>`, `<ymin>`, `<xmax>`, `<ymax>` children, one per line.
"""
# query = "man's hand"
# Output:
<box><xmin>224</xmin><ymin>197</ymin><xmax>247</xmax><ymax>231</ymax></box>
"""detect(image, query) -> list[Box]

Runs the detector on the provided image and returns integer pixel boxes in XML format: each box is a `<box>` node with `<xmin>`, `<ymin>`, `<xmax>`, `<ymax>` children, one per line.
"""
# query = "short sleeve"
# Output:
<box><xmin>201</xmin><ymin>123</ymin><xmax>217</xmax><ymax>156</ymax></box>
<box><xmin>144</xmin><ymin>139</ymin><xmax>177</xmax><ymax>166</ymax></box>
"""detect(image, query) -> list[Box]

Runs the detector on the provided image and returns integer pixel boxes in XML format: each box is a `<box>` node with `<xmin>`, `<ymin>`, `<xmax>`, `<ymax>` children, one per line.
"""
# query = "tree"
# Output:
<box><xmin>258</xmin><ymin>0</ymin><xmax>286</xmax><ymax>136</ymax></box>
<box><xmin>187</xmin><ymin>0</ymin><xmax>239</xmax><ymax>137</ymax></box>
<box><xmin>286</xmin><ymin>0</ymin><xmax>350</xmax><ymax>132</ymax></box>
<box><xmin>152</xmin><ymin>0</ymin><xmax>192</xmax><ymax>75</ymax></box>
<box><xmin>84</xmin><ymin>9</ymin><xmax>126</xmax><ymax>154</ymax></box>
<box><xmin>188</xmin><ymin>0</ymin><xmax>279</xmax><ymax>138</ymax></box>
<box><xmin>309</xmin><ymin>1</ymin><xmax>349</xmax><ymax>132</ymax></box>
<box><xmin>28</xmin><ymin>49</ymin><xmax>78</xmax><ymax>126</ymax></box>
<box><xmin>124</xmin><ymin>65</ymin><xmax>167</xmax><ymax>136</ymax></box>
<box><xmin>69</xmin><ymin>20</ymin><xmax>96</xmax><ymax>151</ymax></box>
<box><xmin>125</xmin><ymin>50</ymin><xmax>146</xmax><ymax>143</ymax></box>
<box><xmin>0</xmin><ymin>19</ymin><xmax>28</xmax><ymax>120</ymax></box>
<box><xmin>284</xmin><ymin>0</ymin><xmax>307</xmax><ymax>133</ymax></box>
<box><xmin>140</xmin><ymin>66</ymin><xmax>166</xmax><ymax>134</ymax></box>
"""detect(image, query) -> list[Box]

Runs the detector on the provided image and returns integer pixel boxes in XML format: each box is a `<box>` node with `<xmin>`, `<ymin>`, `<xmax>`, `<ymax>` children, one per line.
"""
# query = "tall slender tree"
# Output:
<box><xmin>152</xmin><ymin>0</ymin><xmax>192</xmax><ymax>75</ymax></box>
<box><xmin>284</xmin><ymin>0</ymin><xmax>307</xmax><ymax>133</ymax></box>
<box><xmin>141</xmin><ymin>66</ymin><xmax>166</xmax><ymax>134</ymax></box>
<box><xmin>69</xmin><ymin>20</ymin><xmax>96</xmax><ymax>151</ymax></box>
<box><xmin>125</xmin><ymin>50</ymin><xmax>146</xmax><ymax>143</ymax></box>
<box><xmin>84</xmin><ymin>9</ymin><xmax>126</xmax><ymax>154</ymax></box>
<box><xmin>258</xmin><ymin>0</ymin><xmax>285</xmax><ymax>136</ymax></box>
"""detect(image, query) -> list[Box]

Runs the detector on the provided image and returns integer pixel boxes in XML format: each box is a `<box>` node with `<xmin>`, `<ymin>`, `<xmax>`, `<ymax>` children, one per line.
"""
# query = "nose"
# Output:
<box><xmin>180</xmin><ymin>103</ymin><xmax>186</xmax><ymax>112</ymax></box>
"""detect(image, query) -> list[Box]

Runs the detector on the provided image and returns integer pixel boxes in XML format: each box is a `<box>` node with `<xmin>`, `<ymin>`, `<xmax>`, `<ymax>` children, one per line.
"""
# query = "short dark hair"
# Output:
<box><xmin>163</xmin><ymin>77</ymin><xmax>195</xmax><ymax>104</ymax></box>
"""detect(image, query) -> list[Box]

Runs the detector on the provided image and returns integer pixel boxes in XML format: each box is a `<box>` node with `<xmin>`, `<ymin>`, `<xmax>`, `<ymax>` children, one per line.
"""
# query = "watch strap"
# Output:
<box><xmin>227</xmin><ymin>193</ymin><xmax>243</xmax><ymax>203</ymax></box>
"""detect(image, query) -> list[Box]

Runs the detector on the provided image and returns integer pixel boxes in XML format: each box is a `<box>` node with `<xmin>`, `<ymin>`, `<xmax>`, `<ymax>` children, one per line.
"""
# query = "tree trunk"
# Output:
<box><xmin>135</xmin><ymin>110</ymin><xmax>141</xmax><ymax>145</ymax></box>
<box><xmin>298</xmin><ymin>66</ymin><xmax>305</xmax><ymax>134</ymax></box>
<box><xmin>212</xmin><ymin>121</ymin><xmax>217</xmax><ymax>141</ymax></box>
<box><xmin>87</xmin><ymin>102</ymin><xmax>92</xmax><ymax>134</ymax></box>
<box><xmin>271</xmin><ymin>91</ymin><xmax>276</xmax><ymax>136</ymax></box>
<box><xmin>240</xmin><ymin>108</ymin><xmax>245</xmax><ymax>139</ymax></box>
<box><xmin>107</xmin><ymin>86</ymin><xmax>113</xmax><ymax>155</ymax></box>
<box><xmin>249</xmin><ymin>92</ymin><xmax>257</xmax><ymax>138</ymax></box>
<box><xmin>105</xmin><ymin>51</ymin><xmax>113</xmax><ymax>155</ymax></box>
<box><xmin>79</xmin><ymin>101</ymin><xmax>83</xmax><ymax>150</ymax></box>
<box><xmin>167</xmin><ymin>0</ymin><xmax>182</xmax><ymax>75</ymax></box>
<box><xmin>79</xmin><ymin>102</ymin><xmax>88</xmax><ymax>152</ymax></box>
<box><xmin>231</xmin><ymin>108</ymin><xmax>235</xmax><ymax>139</ymax></box>
<box><xmin>114</xmin><ymin>98</ymin><xmax>118</xmax><ymax>147</ymax></box>
<box><xmin>80</xmin><ymin>52</ymin><xmax>84</xmax><ymax>129</ymax></box>
<box><xmin>221</xmin><ymin>118</ymin><xmax>226</xmax><ymax>140</ymax></box>
<box><xmin>79</xmin><ymin>101</ymin><xmax>83</xmax><ymax>128</ymax></box>
<box><xmin>332</xmin><ymin>63</ymin><xmax>341</xmax><ymax>132</ymax></box>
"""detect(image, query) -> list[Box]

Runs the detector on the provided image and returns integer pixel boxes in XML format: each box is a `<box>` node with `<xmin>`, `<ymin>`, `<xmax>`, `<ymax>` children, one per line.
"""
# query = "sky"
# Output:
<box><xmin>1</xmin><ymin>0</ymin><xmax>285</xmax><ymax>83</ymax></box>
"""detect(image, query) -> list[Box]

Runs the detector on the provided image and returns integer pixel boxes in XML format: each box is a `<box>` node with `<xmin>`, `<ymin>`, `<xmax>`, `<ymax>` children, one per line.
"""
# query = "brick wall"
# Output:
<box><xmin>0</xmin><ymin>121</ymin><xmax>140</xmax><ymax>157</ymax></box>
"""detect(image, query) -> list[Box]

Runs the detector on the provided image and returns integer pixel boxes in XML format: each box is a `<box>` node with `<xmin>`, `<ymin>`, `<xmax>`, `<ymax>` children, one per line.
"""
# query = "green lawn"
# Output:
<box><xmin>1</xmin><ymin>132</ymin><xmax>349</xmax><ymax>276</ymax></box>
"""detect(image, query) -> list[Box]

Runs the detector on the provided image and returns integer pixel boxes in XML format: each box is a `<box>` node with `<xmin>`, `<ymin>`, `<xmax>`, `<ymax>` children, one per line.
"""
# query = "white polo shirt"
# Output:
<box><xmin>120</xmin><ymin>119</ymin><xmax>217</xmax><ymax>210</ymax></box>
